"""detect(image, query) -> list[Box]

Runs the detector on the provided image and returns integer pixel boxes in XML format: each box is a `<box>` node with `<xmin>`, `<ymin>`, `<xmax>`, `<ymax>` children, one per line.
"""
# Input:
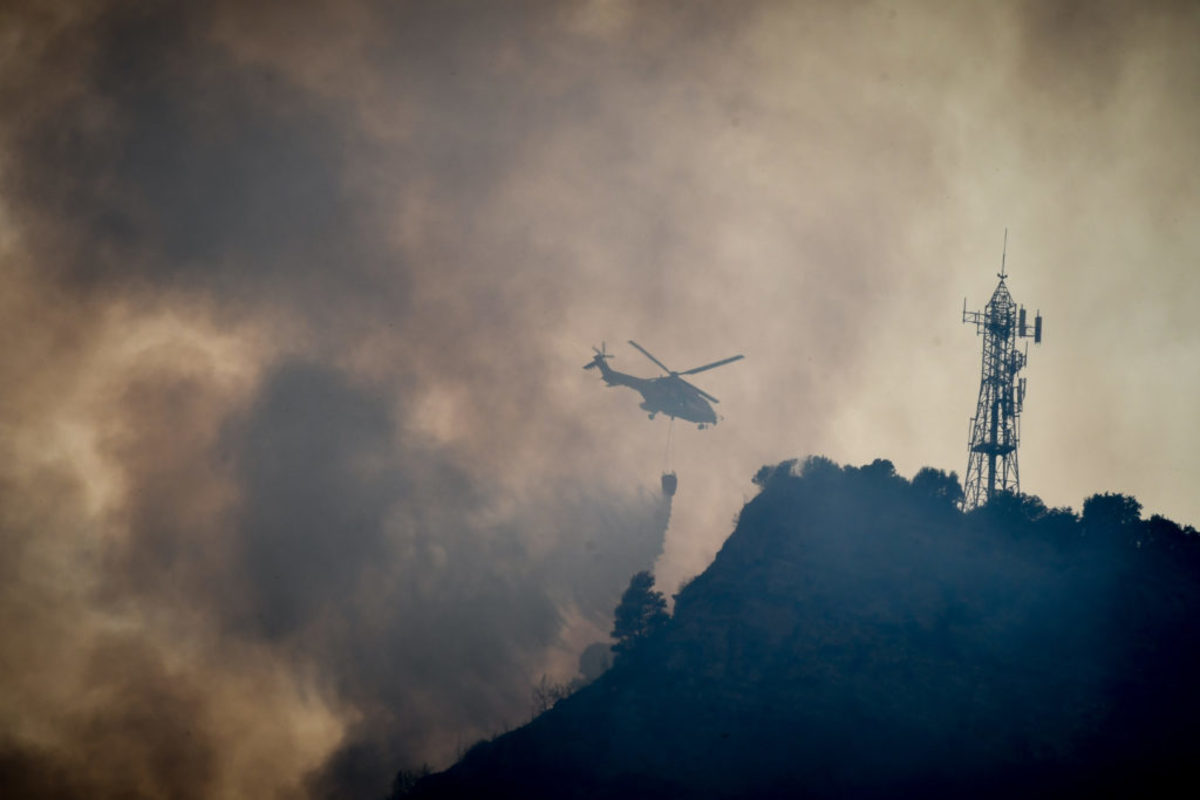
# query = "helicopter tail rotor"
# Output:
<box><xmin>583</xmin><ymin>342</ymin><xmax>615</xmax><ymax>369</ymax></box>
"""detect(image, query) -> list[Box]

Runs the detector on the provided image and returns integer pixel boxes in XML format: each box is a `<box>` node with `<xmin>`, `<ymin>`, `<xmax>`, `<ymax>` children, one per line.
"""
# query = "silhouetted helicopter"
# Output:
<box><xmin>583</xmin><ymin>340</ymin><xmax>744</xmax><ymax>429</ymax></box>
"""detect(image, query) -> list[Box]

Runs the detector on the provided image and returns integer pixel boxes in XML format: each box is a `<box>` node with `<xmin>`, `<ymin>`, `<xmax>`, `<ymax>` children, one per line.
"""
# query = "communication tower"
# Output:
<box><xmin>961</xmin><ymin>232</ymin><xmax>1042</xmax><ymax>509</ymax></box>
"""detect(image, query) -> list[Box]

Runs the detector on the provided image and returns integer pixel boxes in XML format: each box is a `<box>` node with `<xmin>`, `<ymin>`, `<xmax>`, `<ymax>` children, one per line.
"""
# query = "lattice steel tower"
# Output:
<box><xmin>961</xmin><ymin>233</ymin><xmax>1042</xmax><ymax>509</ymax></box>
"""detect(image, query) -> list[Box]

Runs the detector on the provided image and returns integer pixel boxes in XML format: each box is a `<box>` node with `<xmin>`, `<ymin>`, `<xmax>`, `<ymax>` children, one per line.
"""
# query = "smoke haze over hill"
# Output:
<box><xmin>1</xmin><ymin>2</ymin><xmax>1198</xmax><ymax>798</ymax></box>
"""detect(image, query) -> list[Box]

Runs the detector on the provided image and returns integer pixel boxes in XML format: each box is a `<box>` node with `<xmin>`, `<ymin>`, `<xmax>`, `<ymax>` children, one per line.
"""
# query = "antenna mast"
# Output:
<box><xmin>961</xmin><ymin>231</ymin><xmax>1043</xmax><ymax>509</ymax></box>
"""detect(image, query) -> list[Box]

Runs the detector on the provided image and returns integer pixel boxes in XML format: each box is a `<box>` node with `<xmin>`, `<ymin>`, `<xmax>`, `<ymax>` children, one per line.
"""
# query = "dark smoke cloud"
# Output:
<box><xmin>1</xmin><ymin>343</ymin><xmax>670</xmax><ymax>798</ymax></box>
<box><xmin>2</xmin><ymin>3</ymin><xmax>685</xmax><ymax>793</ymax></box>
<box><xmin>221</xmin><ymin>361</ymin><xmax>671</xmax><ymax>794</ymax></box>
<box><xmin>1</xmin><ymin>1</ymin><xmax>1197</xmax><ymax>798</ymax></box>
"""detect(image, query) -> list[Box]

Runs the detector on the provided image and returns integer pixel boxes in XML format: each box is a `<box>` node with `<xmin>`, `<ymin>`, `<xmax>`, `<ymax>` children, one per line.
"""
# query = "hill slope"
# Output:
<box><xmin>405</xmin><ymin>458</ymin><xmax>1200</xmax><ymax>799</ymax></box>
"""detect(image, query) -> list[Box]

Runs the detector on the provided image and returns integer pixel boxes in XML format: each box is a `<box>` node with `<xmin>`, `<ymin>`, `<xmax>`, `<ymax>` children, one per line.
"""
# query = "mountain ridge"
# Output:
<box><xmin>401</xmin><ymin>457</ymin><xmax>1200</xmax><ymax>799</ymax></box>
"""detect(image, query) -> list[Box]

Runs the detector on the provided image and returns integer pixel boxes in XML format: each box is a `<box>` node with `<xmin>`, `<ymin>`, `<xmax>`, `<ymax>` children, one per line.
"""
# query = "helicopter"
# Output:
<box><xmin>583</xmin><ymin>340</ymin><xmax>744</xmax><ymax>429</ymax></box>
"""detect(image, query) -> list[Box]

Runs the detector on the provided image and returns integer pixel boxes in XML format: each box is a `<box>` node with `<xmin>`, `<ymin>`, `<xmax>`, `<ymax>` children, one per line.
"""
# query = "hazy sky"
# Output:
<box><xmin>2</xmin><ymin>1</ymin><xmax>1197</xmax><ymax>797</ymax></box>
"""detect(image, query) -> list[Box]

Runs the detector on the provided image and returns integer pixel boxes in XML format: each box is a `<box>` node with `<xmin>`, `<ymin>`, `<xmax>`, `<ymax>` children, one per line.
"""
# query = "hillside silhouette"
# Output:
<box><xmin>400</xmin><ymin>457</ymin><xmax>1200</xmax><ymax>799</ymax></box>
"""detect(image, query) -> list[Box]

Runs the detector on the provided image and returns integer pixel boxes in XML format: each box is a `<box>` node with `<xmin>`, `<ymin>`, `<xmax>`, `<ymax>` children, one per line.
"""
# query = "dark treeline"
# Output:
<box><xmin>398</xmin><ymin>457</ymin><xmax>1200</xmax><ymax>799</ymax></box>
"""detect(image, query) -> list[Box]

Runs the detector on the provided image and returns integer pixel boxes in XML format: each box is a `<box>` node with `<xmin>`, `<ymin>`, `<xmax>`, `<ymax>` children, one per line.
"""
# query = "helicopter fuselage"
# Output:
<box><xmin>586</xmin><ymin>356</ymin><xmax>718</xmax><ymax>425</ymax></box>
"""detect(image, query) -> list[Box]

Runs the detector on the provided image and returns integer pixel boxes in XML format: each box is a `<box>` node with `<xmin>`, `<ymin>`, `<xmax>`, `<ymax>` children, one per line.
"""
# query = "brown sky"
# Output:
<box><xmin>2</xmin><ymin>1</ymin><xmax>1197</xmax><ymax>797</ymax></box>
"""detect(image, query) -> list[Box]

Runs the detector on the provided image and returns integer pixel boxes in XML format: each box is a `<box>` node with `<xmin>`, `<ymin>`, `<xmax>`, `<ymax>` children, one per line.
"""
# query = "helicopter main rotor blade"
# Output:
<box><xmin>627</xmin><ymin>340</ymin><xmax>672</xmax><ymax>374</ymax></box>
<box><xmin>678</xmin><ymin>354</ymin><xmax>744</xmax><ymax>376</ymax></box>
<box><xmin>680</xmin><ymin>377</ymin><xmax>720</xmax><ymax>404</ymax></box>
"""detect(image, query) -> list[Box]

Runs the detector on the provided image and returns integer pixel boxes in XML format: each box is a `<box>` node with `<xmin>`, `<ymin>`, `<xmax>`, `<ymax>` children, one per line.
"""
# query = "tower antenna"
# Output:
<box><xmin>999</xmin><ymin>227</ymin><xmax>1007</xmax><ymax>279</ymax></box>
<box><xmin>961</xmin><ymin>233</ymin><xmax>1043</xmax><ymax>509</ymax></box>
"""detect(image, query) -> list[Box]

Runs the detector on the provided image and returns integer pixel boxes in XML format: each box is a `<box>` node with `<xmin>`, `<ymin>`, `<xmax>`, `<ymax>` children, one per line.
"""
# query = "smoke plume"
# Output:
<box><xmin>1</xmin><ymin>1</ymin><xmax>1197</xmax><ymax>797</ymax></box>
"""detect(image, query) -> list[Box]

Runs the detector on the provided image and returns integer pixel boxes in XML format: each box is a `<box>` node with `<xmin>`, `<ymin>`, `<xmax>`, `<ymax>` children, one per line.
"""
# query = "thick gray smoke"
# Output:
<box><xmin>1</xmin><ymin>1</ymin><xmax>1196</xmax><ymax>798</ymax></box>
<box><xmin>0</xmin><ymin>3</ymin><xmax>686</xmax><ymax>796</ymax></box>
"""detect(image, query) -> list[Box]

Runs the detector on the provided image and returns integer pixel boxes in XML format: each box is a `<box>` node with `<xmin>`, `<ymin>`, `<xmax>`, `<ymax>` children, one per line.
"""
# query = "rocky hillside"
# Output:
<box><xmin>402</xmin><ymin>457</ymin><xmax>1200</xmax><ymax>799</ymax></box>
